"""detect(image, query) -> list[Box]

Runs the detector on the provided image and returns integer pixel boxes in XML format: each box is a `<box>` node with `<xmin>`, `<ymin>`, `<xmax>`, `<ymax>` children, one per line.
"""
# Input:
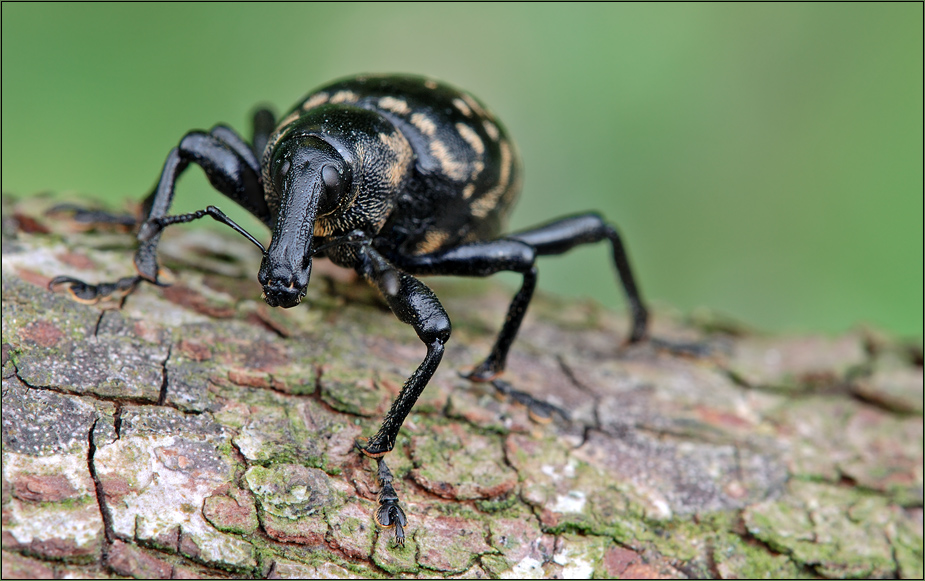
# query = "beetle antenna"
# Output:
<box><xmin>141</xmin><ymin>205</ymin><xmax>266</xmax><ymax>254</ymax></box>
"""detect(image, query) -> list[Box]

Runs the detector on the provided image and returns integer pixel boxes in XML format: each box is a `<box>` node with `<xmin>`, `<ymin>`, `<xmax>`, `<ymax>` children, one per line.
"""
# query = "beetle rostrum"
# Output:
<box><xmin>49</xmin><ymin>74</ymin><xmax>649</xmax><ymax>546</ymax></box>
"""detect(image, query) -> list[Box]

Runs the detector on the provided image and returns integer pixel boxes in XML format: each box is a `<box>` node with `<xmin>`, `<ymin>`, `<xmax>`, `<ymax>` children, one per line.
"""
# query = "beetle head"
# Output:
<box><xmin>259</xmin><ymin>135</ymin><xmax>352</xmax><ymax>308</ymax></box>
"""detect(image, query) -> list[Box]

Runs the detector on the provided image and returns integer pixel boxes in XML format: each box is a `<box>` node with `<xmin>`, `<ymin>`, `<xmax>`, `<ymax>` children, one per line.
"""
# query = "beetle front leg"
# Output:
<box><xmin>136</xmin><ymin>127</ymin><xmax>271</xmax><ymax>281</ymax></box>
<box><xmin>350</xmin><ymin>247</ymin><xmax>450</xmax><ymax>544</ymax></box>
<box><xmin>50</xmin><ymin>127</ymin><xmax>271</xmax><ymax>304</ymax></box>
<box><xmin>372</xmin><ymin>457</ymin><xmax>407</xmax><ymax>546</ymax></box>
<box><xmin>355</xmin><ymin>247</ymin><xmax>452</xmax><ymax>456</ymax></box>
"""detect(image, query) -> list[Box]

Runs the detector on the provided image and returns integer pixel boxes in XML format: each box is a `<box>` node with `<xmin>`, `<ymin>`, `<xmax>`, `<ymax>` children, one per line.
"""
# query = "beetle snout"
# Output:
<box><xmin>262</xmin><ymin>280</ymin><xmax>306</xmax><ymax>308</ymax></box>
<box><xmin>258</xmin><ymin>264</ymin><xmax>309</xmax><ymax>308</ymax></box>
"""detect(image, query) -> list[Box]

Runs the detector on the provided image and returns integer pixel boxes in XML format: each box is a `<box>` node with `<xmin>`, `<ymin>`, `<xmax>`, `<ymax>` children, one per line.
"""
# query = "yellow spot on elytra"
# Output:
<box><xmin>461</xmin><ymin>93</ymin><xmax>488</xmax><ymax>119</ymax></box>
<box><xmin>379</xmin><ymin>131</ymin><xmax>413</xmax><ymax>188</ymax></box>
<box><xmin>482</xmin><ymin>119</ymin><xmax>500</xmax><ymax>141</ymax></box>
<box><xmin>429</xmin><ymin>139</ymin><xmax>468</xmax><ymax>181</ymax></box>
<box><xmin>378</xmin><ymin>96</ymin><xmax>411</xmax><ymax>115</ymax></box>
<box><xmin>424</xmin><ymin>79</ymin><xmax>438</xmax><ymax>90</ymax></box>
<box><xmin>330</xmin><ymin>90</ymin><xmax>359</xmax><ymax>104</ymax></box>
<box><xmin>462</xmin><ymin>184</ymin><xmax>476</xmax><ymax>199</ymax></box>
<box><xmin>471</xmin><ymin>139</ymin><xmax>512</xmax><ymax>218</ymax></box>
<box><xmin>410</xmin><ymin>112</ymin><xmax>436</xmax><ymax>136</ymax></box>
<box><xmin>416</xmin><ymin>230</ymin><xmax>451</xmax><ymax>254</ymax></box>
<box><xmin>471</xmin><ymin>161</ymin><xmax>484</xmax><ymax>178</ymax></box>
<box><xmin>456</xmin><ymin>123</ymin><xmax>485</xmax><ymax>155</ymax></box>
<box><xmin>301</xmin><ymin>92</ymin><xmax>329</xmax><ymax>110</ymax></box>
<box><xmin>452</xmin><ymin>98</ymin><xmax>472</xmax><ymax>117</ymax></box>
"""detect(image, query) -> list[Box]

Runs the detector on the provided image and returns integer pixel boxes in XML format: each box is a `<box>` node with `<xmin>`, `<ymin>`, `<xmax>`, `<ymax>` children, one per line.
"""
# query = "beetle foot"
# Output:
<box><xmin>48</xmin><ymin>275</ymin><xmax>141</xmax><ymax>305</ymax></box>
<box><xmin>490</xmin><ymin>378</ymin><xmax>570</xmax><ymax>423</ymax></box>
<box><xmin>649</xmin><ymin>337</ymin><xmax>721</xmax><ymax>359</ymax></box>
<box><xmin>374</xmin><ymin>458</ymin><xmax>407</xmax><ymax>546</ymax></box>
<box><xmin>46</xmin><ymin>203</ymin><xmax>138</xmax><ymax>233</ymax></box>
<box><xmin>462</xmin><ymin>361</ymin><xmax>502</xmax><ymax>383</ymax></box>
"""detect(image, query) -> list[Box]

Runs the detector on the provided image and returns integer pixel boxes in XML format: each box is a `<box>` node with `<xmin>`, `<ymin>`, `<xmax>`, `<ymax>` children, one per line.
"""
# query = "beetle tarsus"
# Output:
<box><xmin>491</xmin><ymin>378</ymin><xmax>570</xmax><ymax>423</ymax></box>
<box><xmin>45</xmin><ymin>203</ymin><xmax>138</xmax><ymax>232</ymax></box>
<box><xmin>373</xmin><ymin>457</ymin><xmax>407</xmax><ymax>546</ymax></box>
<box><xmin>463</xmin><ymin>361</ymin><xmax>502</xmax><ymax>383</ymax></box>
<box><xmin>649</xmin><ymin>337</ymin><xmax>718</xmax><ymax>359</ymax></box>
<box><xmin>48</xmin><ymin>275</ymin><xmax>141</xmax><ymax>305</ymax></box>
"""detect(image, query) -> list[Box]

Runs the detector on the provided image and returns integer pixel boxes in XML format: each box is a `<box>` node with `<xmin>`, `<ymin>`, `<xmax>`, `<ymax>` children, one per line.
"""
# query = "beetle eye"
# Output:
<box><xmin>319</xmin><ymin>164</ymin><xmax>346</xmax><ymax>215</ymax></box>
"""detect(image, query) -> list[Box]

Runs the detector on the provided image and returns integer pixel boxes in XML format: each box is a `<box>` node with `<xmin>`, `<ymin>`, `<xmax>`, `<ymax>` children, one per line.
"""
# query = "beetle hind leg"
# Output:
<box><xmin>507</xmin><ymin>212</ymin><xmax>648</xmax><ymax>342</ymax></box>
<box><xmin>508</xmin><ymin>214</ymin><xmax>718</xmax><ymax>358</ymax></box>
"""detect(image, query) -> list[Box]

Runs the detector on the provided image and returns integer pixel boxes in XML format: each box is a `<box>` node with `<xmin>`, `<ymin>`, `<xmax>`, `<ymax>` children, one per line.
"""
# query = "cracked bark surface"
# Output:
<box><xmin>2</xmin><ymin>194</ymin><xmax>922</xmax><ymax>579</ymax></box>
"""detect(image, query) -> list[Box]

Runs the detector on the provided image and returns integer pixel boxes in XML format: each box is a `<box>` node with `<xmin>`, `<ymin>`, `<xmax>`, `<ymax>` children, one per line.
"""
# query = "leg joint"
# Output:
<box><xmin>177</xmin><ymin>130</ymin><xmax>211</xmax><ymax>155</ymax></box>
<box><xmin>419</xmin><ymin>313</ymin><xmax>451</xmax><ymax>345</ymax></box>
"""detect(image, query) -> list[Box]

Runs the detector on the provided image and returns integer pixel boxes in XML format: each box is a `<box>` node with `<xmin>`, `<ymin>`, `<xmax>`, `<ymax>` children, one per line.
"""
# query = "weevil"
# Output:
<box><xmin>49</xmin><ymin>74</ymin><xmax>649</xmax><ymax>544</ymax></box>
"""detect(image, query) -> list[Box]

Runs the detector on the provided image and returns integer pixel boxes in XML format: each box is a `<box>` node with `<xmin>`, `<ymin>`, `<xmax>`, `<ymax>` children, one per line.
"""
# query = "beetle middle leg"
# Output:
<box><xmin>249</xmin><ymin>107</ymin><xmax>276</xmax><ymax>159</ymax></box>
<box><xmin>50</xmin><ymin>124</ymin><xmax>272</xmax><ymax>304</ymax></box>
<box><xmin>390</xmin><ymin>212</ymin><xmax>649</xmax><ymax>383</ymax></box>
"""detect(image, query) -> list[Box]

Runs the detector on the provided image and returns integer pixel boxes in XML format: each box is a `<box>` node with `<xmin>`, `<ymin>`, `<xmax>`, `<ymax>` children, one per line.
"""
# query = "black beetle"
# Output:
<box><xmin>50</xmin><ymin>74</ymin><xmax>648</xmax><ymax>544</ymax></box>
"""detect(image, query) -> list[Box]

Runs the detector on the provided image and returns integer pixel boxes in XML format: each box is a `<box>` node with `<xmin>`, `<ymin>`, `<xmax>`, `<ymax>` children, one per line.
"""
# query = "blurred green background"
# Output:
<box><xmin>3</xmin><ymin>3</ymin><xmax>922</xmax><ymax>338</ymax></box>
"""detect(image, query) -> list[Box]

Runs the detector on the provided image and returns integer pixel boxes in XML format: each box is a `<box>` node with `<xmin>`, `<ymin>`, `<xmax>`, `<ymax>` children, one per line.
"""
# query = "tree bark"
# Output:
<box><xmin>2</xmin><ymin>194</ymin><xmax>922</xmax><ymax>579</ymax></box>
